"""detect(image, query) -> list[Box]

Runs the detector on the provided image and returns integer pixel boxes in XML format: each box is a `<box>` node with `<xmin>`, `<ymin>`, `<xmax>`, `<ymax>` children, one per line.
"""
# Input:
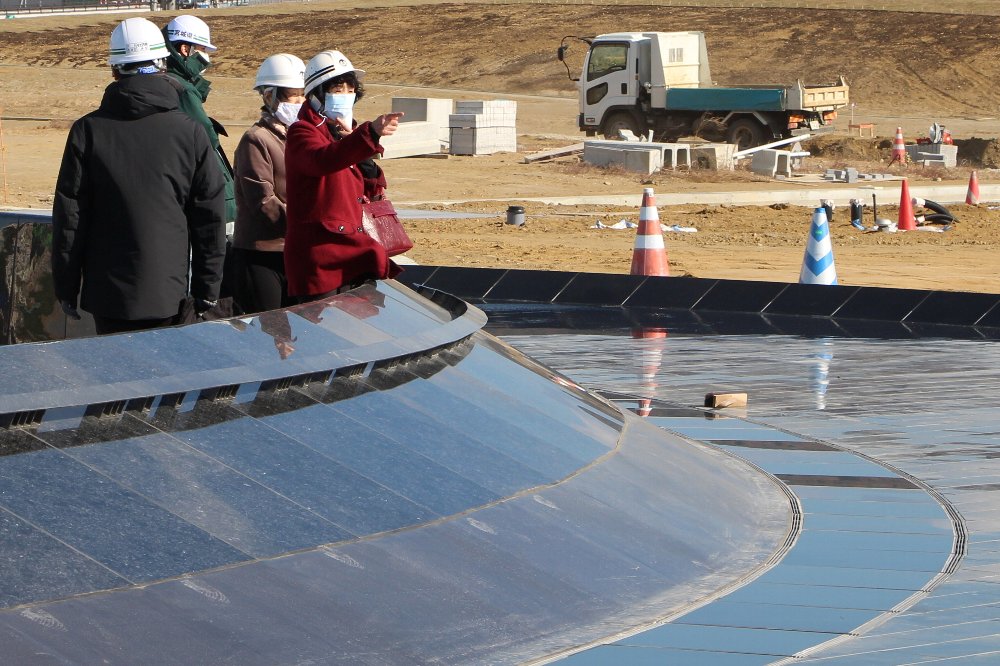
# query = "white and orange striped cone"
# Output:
<box><xmin>632</xmin><ymin>327</ymin><xmax>668</xmax><ymax>417</ymax></box>
<box><xmin>630</xmin><ymin>188</ymin><xmax>670</xmax><ymax>276</ymax></box>
<box><xmin>888</xmin><ymin>126</ymin><xmax>907</xmax><ymax>166</ymax></box>
<box><xmin>967</xmin><ymin>170</ymin><xmax>980</xmax><ymax>205</ymax></box>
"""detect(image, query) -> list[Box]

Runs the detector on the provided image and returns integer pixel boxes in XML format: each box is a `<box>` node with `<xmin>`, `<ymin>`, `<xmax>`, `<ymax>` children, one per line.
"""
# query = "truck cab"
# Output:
<box><xmin>580</xmin><ymin>32</ymin><xmax>710</xmax><ymax>139</ymax></box>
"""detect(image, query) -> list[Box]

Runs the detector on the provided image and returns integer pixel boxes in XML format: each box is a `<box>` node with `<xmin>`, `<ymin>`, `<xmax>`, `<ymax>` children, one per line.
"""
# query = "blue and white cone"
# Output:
<box><xmin>799</xmin><ymin>207</ymin><xmax>838</xmax><ymax>285</ymax></box>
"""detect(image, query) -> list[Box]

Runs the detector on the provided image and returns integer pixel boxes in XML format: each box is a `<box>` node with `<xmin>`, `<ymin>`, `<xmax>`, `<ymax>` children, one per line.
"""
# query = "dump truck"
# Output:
<box><xmin>558</xmin><ymin>31</ymin><xmax>850</xmax><ymax>149</ymax></box>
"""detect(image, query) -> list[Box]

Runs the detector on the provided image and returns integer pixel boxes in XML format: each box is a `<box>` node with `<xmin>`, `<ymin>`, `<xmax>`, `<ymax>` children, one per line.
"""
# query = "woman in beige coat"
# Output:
<box><xmin>231</xmin><ymin>54</ymin><xmax>306</xmax><ymax>314</ymax></box>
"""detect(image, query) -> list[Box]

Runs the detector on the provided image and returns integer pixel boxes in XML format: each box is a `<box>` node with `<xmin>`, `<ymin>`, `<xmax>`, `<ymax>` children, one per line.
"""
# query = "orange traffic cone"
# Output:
<box><xmin>967</xmin><ymin>170</ymin><xmax>980</xmax><ymax>205</ymax></box>
<box><xmin>888</xmin><ymin>126</ymin><xmax>907</xmax><ymax>166</ymax></box>
<box><xmin>898</xmin><ymin>179</ymin><xmax>916</xmax><ymax>231</ymax></box>
<box><xmin>630</xmin><ymin>188</ymin><xmax>670</xmax><ymax>276</ymax></box>
<box><xmin>632</xmin><ymin>327</ymin><xmax>668</xmax><ymax>418</ymax></box>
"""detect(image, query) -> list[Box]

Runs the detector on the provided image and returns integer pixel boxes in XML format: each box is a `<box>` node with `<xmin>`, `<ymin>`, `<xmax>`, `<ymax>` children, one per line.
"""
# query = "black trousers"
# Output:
<box><xmin>231</xmin><ymin>247</ymin><xmax>288</xmax><ymax>315</ymax></box>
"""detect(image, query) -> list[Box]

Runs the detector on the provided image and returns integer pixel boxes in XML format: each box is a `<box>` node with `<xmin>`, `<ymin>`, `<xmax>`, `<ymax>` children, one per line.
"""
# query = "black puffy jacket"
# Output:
<box><xmin>52</xmin><ymin>73</ymin><xmax>226</xmax><ymax>321</ymax></box>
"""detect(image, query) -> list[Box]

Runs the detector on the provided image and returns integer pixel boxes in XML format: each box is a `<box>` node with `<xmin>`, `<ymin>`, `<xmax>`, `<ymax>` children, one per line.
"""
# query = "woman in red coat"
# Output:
<box><xmin>284</xmin><ymin>50</ymin><xmax>403</xmax><ymax>301</ymax></box>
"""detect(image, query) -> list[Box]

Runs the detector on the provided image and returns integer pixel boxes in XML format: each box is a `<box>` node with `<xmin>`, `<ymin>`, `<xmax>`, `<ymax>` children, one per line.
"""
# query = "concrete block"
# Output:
<box><xmin>449</xmin><ymin>126</ymin><xmax>517</xmax><ymax>155</ymax></box>
<box><xmin>583</xmin><ymin>144</ymin><xmax>662</xmax><ymax>174</ymax></box>
<box><xmin>583</xmin><ymin>140</ymin><xmax>692</xmax><ymax>170</ymax></box>
<box><xmin>905</xmin><ymin>143</ymin><xmax>957</xmax><ymax>167</ymax></box>
<box><xmin>456</xmin><ymin>99</ymin><xmax>516</xmax><ymax>115</ymax></box>
<box><xmin>623</xmin><ymin>149</ymin><xmax>663</xmax><ymax>175</ymax></box>
<box><xmin>392</xmin><ymin>97</ymin><xmax>452</xmax><ymax>144</ymax></box>
<box><xmin>846</xmin><ymin>167</ymin><xmax>859</xmax><ymax>183</ymax></box>
<box><xmin>691</xmin><ymin>143</ymin><xmax>735</xmax><ymax>171</ymax></box>
<box><xmin>750</xmin><ymin>149</ymin><xmax>794</xmax><ymax>178</ymax></box>
<box><xmin>453</xmin><ymin>100</ymin><xmax>517</xmax><ymax>128</ymax></box>
<box><xmin>378</xmin><ymin>121</ymin><xmax>443</xmax><ymax>159</ymax></box>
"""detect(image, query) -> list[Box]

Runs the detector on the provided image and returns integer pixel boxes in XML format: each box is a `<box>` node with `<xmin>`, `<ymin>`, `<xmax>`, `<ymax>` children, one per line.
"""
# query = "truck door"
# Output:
<box><xmin>581</xmin><ymin>41</ymin><xmax>634</xmax><ymax>131</ymax></box>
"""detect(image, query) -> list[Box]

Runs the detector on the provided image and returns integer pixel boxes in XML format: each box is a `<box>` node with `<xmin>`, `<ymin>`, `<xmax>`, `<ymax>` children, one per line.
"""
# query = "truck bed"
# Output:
<box><xmin>663</xmin><ymin>77</ymin><xmax>849</xmax><ymax>113</ymax></box>
<box><xmin>665</xmin><ymin>87</ymin><xmax>785</xmax><ymax>112</ymax></box>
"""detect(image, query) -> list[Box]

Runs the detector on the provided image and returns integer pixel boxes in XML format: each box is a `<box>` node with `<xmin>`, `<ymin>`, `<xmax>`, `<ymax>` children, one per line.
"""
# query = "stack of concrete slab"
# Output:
<box><xmin>449</xmin><ymin>100</ymin><xmax>517</xmax><ymax>155</ymax></box>
<box><xmin>905</xmin><ymin>143</ymin><xmax>958</xmax><ymax>168</ymax></box>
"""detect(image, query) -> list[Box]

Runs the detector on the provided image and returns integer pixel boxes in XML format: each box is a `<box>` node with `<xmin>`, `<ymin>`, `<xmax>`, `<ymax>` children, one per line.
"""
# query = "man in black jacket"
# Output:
<box><xmin>52</xmin><ymin>17</ymin><xmax>226</xmax><ymax>335</ymax></box>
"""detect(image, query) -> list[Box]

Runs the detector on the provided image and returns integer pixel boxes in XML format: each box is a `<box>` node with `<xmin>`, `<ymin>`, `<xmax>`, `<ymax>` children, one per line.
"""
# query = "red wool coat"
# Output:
<box><xmin>284</xmin><ymin>103</ymin><xmax>397</xmax><ymax>297</ymax></box>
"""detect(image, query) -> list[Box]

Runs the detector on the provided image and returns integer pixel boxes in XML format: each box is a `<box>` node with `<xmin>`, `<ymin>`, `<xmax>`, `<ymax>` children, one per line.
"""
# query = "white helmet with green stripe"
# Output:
<box><xmin>109</xmin><ymin>18</ymin><xmax>169</xmax><ymax>66</ymax></box>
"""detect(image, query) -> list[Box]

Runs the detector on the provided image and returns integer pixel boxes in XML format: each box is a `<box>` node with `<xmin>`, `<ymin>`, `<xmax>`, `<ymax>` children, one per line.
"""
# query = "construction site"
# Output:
<box><xmin>1</xmin><ymin>0</ymin><xmax>1000</xmax><ymax>291</ymax></box>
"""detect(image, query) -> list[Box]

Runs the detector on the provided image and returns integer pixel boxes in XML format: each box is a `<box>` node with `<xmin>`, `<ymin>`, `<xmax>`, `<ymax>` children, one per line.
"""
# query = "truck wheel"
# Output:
<box><xmin>725</xmin><ymin>119</ymin><xmax>766</xmax><ymax>151</ymax></box>
<box><xmin>601</xmin><ymin>112</ymin><xmax>641</xmax><ymax>140</ymax></box>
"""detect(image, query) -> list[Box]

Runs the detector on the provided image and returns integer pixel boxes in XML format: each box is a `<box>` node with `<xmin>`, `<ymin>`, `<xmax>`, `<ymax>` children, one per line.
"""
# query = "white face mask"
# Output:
<box><xmin>274</xmin><ymin>102</ymin><xmax>301</xmax><ymax>126</ymax></box>
<box><xmin>322</xmin><ymin>92</ymin><xmax>355</xmax><ymax>127</ymax></box>
<box><xmin>194</xmin><ymin>50</ymin><xmax>211</xmax><ymax>66</ymax></box>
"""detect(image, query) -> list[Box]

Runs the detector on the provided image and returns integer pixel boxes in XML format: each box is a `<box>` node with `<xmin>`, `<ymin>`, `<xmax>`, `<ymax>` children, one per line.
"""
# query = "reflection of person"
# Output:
<box><xmin>232</xmin><ymin>54</ymin><xmax>306</xmax><ymax>314</ymax></box>
<box><xmin>284</xmin><ymin>50</ymin><xmax>403</xmax><ymax>303</ymax></box>
<box><xmin>52</xmin><ymin>18</ymin><xmax>225</xmax><ymax>335</ymax></box>
<box><xmin>258</xmin><ymin>310</ymin><xmax>296</xmax><ymax>360</ymax></box>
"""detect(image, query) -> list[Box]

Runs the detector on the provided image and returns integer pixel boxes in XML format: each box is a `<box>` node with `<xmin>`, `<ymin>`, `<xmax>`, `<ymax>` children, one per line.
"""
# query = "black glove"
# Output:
<box><xmin>60</xmin><ymin>300</ymin><xmax>81</xmax><ymax>321</ymax></box>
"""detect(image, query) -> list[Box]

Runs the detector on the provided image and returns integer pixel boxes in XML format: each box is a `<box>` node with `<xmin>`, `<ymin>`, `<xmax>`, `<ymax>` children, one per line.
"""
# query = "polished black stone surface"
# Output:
<box><xmin>398</xmin><ymin>267</ymin><xmax>1000</xmax><ymax>335</ymax></box>
<box><xmin>509</xmin><ymin>329</ymin><xmax>988</xmax><ymax>664</ymax></box>
<box><xmin>0</xmin><ymin>274</ymin><xmax>795</xmax><ymax>664</ymax></box>
<box><xmin>4</xmin><ymin>251</ymin><xmax>995</xmax><ymax>663</ymax></box>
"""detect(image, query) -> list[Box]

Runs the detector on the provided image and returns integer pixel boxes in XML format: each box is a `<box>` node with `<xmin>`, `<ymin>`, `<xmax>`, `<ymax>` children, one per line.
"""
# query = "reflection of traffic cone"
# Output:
<box><xmin>632</xmin><ymin>327</ymin><xmax>668</xmax><ymax>417</ymax></box>
<box><xmin>888</xmin><ymin>126</ymin><xmax>906</xmax><ymax>166</ymax></box>
<box><xmin>630</xmin><ymin>188</ymin><xmax>670</xmax><ymax>276</ymax></box>
<box><xmin>967</xmin><ymin>171</ymin><xmax>980</xmax><ymax>205</ymax></box>
<box><xmin>799</xmin><ymin>207</ymin><xmax>837</xmax><ymax>285</ymax></box>
<box><xmin>898</xmin><ymin>179</ymin><xmax>916</xmax><ymax>231</ymax></box>
<box><xmin>812</xmin><ymin>339</ymin><xmax>833</xmax><ymax>411</ymax></box>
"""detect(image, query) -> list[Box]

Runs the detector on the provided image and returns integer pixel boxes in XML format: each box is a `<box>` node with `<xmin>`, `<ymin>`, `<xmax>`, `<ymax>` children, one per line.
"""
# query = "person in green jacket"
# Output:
<box><xmin>163</xmin><ymin>14</ymin><xmax>238</xmax><ymax>299</ymax></box>
<box><xmin>162</xmin><ymin>15</ymin><xmax>235</xmax><ymax>229</ymax></box>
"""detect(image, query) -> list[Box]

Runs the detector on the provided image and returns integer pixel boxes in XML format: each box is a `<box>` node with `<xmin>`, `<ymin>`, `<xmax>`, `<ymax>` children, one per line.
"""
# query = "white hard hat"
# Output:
<box><xmin>303</xmin><ymin>50</ymin><xmax>365</xmax><ymax>96</ymax></box>
<box><xmin>109</xmin><ymin>18</ymin><xmax>169</xmax><ymax>66</ymax></box>
<box><xmin>254</xmin><ymin>53</ymin><xmax>306</xmax><ymax>90</ymax></box>
<box><xmin>165</xmin><ymin>15</ymin><xmax>218</xmax><ymax>53</ymax></box>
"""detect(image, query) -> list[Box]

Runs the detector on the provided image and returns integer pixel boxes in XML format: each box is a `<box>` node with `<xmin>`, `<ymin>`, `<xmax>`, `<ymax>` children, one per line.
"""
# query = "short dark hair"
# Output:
<box><xmin>322</xmin><ymin>72</ymin><xmax>365</xmax><ymax>102</ymax></box>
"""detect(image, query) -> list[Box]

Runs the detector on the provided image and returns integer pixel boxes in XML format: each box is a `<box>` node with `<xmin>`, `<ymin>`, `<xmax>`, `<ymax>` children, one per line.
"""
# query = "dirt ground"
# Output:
<box><xmin>2</xmin><ymin>2</ymin><xmax>1000</xmax><ymax>293</ymax></box>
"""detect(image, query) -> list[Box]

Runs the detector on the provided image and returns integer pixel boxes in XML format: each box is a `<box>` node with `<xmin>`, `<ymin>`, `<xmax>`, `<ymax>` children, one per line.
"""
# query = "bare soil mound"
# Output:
<box><xmin>3</xmin><ymin>4</ymin><xmax>1000</xmax><ymax>119</ymax></box>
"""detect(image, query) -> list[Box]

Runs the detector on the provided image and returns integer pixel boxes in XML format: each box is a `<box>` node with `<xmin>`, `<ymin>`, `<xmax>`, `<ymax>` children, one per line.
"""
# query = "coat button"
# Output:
<box><xmin>338</xmin><ymin>225</ymin><xmax>345</xmax><ymax>232</ymax></box>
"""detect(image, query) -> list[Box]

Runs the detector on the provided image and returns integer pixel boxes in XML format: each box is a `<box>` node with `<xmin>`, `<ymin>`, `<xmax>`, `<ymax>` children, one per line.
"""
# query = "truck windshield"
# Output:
<box><xmin>587</xmin><ymin>44</ymin><xmax>628</xmax><ymax>81</ymax></box>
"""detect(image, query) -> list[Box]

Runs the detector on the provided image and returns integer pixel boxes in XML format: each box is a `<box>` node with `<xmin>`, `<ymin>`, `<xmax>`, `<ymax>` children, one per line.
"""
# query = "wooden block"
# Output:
<box><xmin>704</xmin><ymin>392</ymin><xmax>748</xmax><ymax>408</ymax></box>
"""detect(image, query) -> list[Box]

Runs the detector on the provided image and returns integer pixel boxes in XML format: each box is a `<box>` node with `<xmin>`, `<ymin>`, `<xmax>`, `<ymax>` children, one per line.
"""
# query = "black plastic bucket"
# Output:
<box><xmin>506</xmin><ymin>205</ymin><xmax>525</xmax><ymax>226</ymax></box>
